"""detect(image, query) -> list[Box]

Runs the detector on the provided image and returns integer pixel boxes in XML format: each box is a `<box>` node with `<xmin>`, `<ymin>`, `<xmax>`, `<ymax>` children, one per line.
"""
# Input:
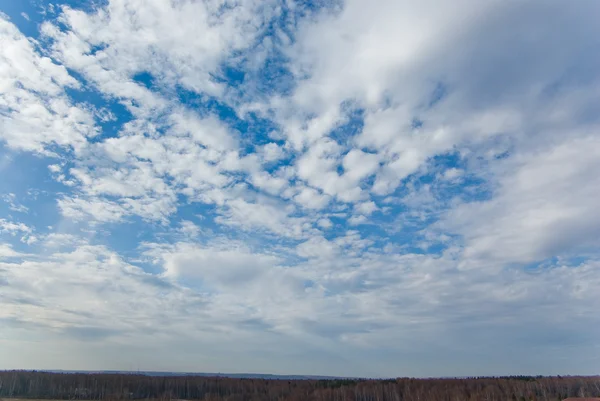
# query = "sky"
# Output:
<box><xmin>1</xmin><ymin>0</ymin><xmax>600</xmax><ymax>378</ymax></box>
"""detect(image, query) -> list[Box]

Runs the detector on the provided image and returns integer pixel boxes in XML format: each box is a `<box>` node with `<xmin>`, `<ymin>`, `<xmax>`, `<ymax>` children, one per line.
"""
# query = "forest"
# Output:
<box><xmin>0</xmin><ymin>371</ymin><xmax>599</xmax><ymax>401</ymax></box>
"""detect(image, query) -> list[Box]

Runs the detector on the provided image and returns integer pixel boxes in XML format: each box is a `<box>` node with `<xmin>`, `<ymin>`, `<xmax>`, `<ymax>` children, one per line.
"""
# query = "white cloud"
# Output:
<box><xmin>249</xmin><ymin>171</ymin><xmax>289</xmax><ymax>196</ymax></box>
<box><xmin>178</xmin><ymin>220</ymin><xmax>200</xmax><ymax>238</ymax></box>
<box><xmin>39</xmin><ymin>0</ymin><xmax>278</xmax><ymax>115</ymax></box>
<box><xmin>150</xmin><ymin>241</ymin><xmax>283</xmax><ymax>291</ymax></box>
<box><xmin>21</xmin><ymin>235</ymin><xmax>38</xmax><ymax>245</ymax></box>
<box><xmin>294</xmin><ymin>186</ymin><xmax>331</xmax><ymax>210</ymax></box>
<box><xmin>442</xmin><ymin>167</ymin><xmax>463</xmax><ymax>181</ymax></box>
<box><xmin>54</xmin><ymin>113</ymin><xmax>244</xmax><ymax>222</ymax></box>
<box><xmin>342</xmin><ymin>149</ymin><xmax>380</xmax><ymax>184</ymax></box>
<box><xmin>169</xmin><ymin>112</ymin><xmax>238</xmax><ymax>151</ymax></box>
<box><xmin>354</xmin><ymin>201</ymin><xmax>377</xmax><ymax>216</ymax></box>
<box><xmin>317</xmin><ymin>218</ymin><xmax>333</xmax><ymax>229</ymax></box>
<box><xmin>295</xmin><ymin>138</ymin><xmax>365</xmax><ymax>202</ymax></box>
<box><xmin>0</xmin><ymin>243</ymin><xmax>22</xmax><ymax>259</ymax></box>
<box><xmin>0</xmin><ymin>243</ymin><xmax>207</xmax><ymax>339</ymax></box>
<box><xmin>0</xmin><ymin>15</ymin><xmax>97</xmax><ymax>153</ymax></box>
<box><xmin>296</xmin><ymin>236</ymin><xmax>339</xmax><ymax>260</ymax></box>
<box><xmin>2</xmin><ymin>234</ymin><xmax>600</xmax><ymax>375</ymax></box>
<box><xmin>58</xmin><ymin>196</ymin><xmax>130</xmax><ymax>223</ymax></box>
<box><xmin>42</xmin><ymin>233</ymin><xmax>89</xmax><ymax>249</ymax></box>
<box><xmin>442</xmin><ymin>134</ymin><xmax>600</xmax><ymax>267</ymax></box>
<box><xmin>48</xmin><ymin>164</ymin><xmax>62</xmax><ymax>173</ymax></box>
<box><xmin>216</xmin><ymin>197</ymin><xmax>314</xmax><ymax>239</ymax></box>
<box><xmin>273</xmin><ymin>0</ymin><xmax>600</xmax><ymax>202</ymax></box>
<box><xmin>259</xmin><ymin>142</ymin><xmax>286</xmax><ymax>162</ymax></box>
<box><xmin>348</xmin><ymin>215</ymin><xmax>367</xmax><ymax>226</ymax></box>
<box><xmin>1</xmin><ymin>0</ymin><xmax>600</xmax><ymax>376</ymax></box>
<box><xmin>0</xmin><ymin>218</ymin><xmax>31</xmax><ymax>235</ymax></box>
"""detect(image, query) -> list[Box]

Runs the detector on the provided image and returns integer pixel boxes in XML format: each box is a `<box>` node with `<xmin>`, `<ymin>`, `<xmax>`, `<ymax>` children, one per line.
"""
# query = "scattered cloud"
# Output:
<box><xmin>0</xmin><ymin>218</ymin><xmax>31</xmax><ymax>235</ymax></box>
<box><xmin>0</xmin><ymin>16</ymin><xmax>97</xmax><ymax>153</ymax></box>
<box><xmin>1</xmin><ymin>0</ymin><xmax>600</xmax><ymax>376</ymax></box>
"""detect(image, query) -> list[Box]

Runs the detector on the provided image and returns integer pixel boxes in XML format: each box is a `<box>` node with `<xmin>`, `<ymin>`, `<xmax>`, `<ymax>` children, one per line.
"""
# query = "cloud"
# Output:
<box><xmin>317</xmin><ymin>218</ymin><xmax>333</xmax><ymax>229</ymax></box>
<box><xmin>58</xmin><ymin>196</ymin><xmax>131</xmax><ymax>223</ymax></box>
<box><xmin>147</xmin><ymin>241</ymin><xmax>284</xmax><ymax>292</ymax></box>
<box><xmin>0</xmin><ymin>244</ymin><xmax>23</xmax><ymax>259</ymax></box>
<box><xmin>1</xmin><ymin>0</ymin><xmax>600</xmax><ymax>376</ymax></box>
<box><xmin>442</xmin><ymin>134</ymin><xmax>600</xmax><ymax>267</ymax></box>
<box><xmin>2</xmin><ymin>233</ymin><xmax>600</xmax><ymax>375</ymax></box>
<box><xmin>2</xmin><ymin>193</ymin><xmax>29</xmax><ymax>213</ymax></box>
<box><xmin>178</xmin><ymin>220</ymin><xmax>201</xmax><ymax>238</ymax></box>
<box><xmin>44</xmin><ymin>0</ymin><xmax>277</xmax><ymax>97</ymax></box>
<box><xmin>294</xmin><ymin>186</ymin><xmax>331</xmax><ymax>210</ymax></box>
<box><xmin>295</xmin><ymin>138</ymin><xmax>366</xmax><ymax>202</ymax></box>
<box><xmin>260</xmin><ymin>142</ymin><xmax>286</xmax><ymax>163</ymax></box>
<box><xmin>0</xmin><ymin>15</ymin><xmax>97</xmax><ymax>153</ymax></box>
<box><xmin>216</xmin><ymin>197</ymin><xmax>315</xmax><ymax>239</ymax></box>
<box><xmin>0</xmin><ymin>218</ymin><xmax>32</xmax><ymax>235</ymax></box>
<box><xmin>354</xmin><ymin>201</ymin><xmax>377</xmax><ymax>216</ymax></box>
<box><xmin>0</xmin><ymin>243</ymin><xmax>204</xmax><ymax>337</ymax></box>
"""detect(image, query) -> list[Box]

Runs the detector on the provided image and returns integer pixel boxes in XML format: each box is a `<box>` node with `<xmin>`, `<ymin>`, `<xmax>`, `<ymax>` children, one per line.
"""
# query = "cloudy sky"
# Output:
<box><xmin>1</xmin><ymin>0</ymin><xmax>600</xmax><ymax>377</ymax></box>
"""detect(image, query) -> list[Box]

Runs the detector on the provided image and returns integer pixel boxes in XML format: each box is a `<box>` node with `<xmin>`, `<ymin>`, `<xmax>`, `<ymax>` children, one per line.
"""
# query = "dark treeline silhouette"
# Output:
<box><xmin>1</xmin><ymin>371</ymin><xmax>599</xmax><ymax>401</ymax></box>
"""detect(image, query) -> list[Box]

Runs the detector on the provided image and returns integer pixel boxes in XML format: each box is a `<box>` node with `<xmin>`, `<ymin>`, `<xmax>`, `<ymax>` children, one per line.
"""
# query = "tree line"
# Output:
<box><xmin>0</xmin><ymin>371</ymin><xmax>599</xmax><ymax>401</ymax></box>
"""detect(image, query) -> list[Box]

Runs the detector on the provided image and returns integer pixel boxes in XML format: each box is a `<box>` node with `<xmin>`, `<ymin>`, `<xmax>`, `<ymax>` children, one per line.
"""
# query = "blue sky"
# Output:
<box><xmin>1</xmin><ymin>0</ymin><xmax>600</xmax><ymax>377</ymax></box>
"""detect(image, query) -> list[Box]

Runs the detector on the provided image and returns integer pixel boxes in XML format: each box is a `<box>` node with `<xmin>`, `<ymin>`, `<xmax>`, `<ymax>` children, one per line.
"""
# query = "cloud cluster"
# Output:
<box><xmin>0</xmin><ymin>15</ymin><xmax>97</xmax><ymax>153</ymax></box>
<box><xmin>1</xmin><ymin>0</ymin><xmax>600</xmax><ymax>376</ymax></box>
